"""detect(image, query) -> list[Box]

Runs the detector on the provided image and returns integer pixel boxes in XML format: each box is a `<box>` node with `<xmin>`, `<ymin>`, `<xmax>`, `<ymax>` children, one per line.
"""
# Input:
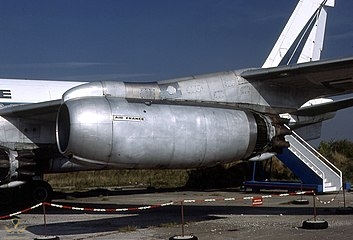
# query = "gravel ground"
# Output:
<box><xmin>1</xmin><ymin>188</ymin><xmax>353</xmax><ymax>239</ymax></box>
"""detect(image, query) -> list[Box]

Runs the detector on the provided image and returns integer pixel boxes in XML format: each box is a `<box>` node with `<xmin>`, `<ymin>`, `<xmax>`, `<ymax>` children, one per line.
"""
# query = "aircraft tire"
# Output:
<box><xmin>28</xmin><ymin>180</ymin><xmax>53</xmax><ymax>204</ymax></box>
<box><xmin>302</xmin><ymin>220</ymin><xmax>328</xmax><ymax>229</ymax></box>
<box><xmin>169</xmin><ymin>235</ymin><xmax>198</xmax><ymax>240</ymax></box>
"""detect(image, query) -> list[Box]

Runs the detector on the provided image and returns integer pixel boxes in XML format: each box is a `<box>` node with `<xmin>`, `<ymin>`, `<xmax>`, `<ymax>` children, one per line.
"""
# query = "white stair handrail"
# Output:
<box><xmin>283</xmin><ymin>125</ymin><xmax>343</xmax><ymax>192</ymax></box>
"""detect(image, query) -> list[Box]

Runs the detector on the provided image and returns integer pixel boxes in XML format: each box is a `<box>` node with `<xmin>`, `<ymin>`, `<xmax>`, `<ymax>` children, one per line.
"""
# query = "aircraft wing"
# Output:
<box><xmin>242</xmin><ymin>57</ymin><xmax>353</xmax><ymax>99</ymax></box>
<box><xmin>0</xmin><ymin>99</ymin><xmax>61</xmax><ymax>121</ymax></box>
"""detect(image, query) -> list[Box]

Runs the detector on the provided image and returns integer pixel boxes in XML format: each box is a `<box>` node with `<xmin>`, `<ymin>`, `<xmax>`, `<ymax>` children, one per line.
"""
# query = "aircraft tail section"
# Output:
<box><xmin>262</xmin><ymin>0</ymin><xmax>335</xmax><ymax>68</ymax></box>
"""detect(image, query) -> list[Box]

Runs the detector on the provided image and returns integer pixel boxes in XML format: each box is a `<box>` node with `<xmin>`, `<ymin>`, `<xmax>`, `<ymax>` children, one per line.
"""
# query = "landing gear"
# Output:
<box><xmin>0</xmin><ymin>148</ymin><xmax>54</xmax><ymax>206</ymax></box>
<box><xmin>0</xmin><ymin>180</ymin><xmax>53</xmax><ymax>207</ymax></box>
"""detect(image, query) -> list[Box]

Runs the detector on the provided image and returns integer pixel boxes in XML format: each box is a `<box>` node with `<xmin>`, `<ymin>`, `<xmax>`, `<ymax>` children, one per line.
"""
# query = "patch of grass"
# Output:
<box><xmin>45</xmin><ymin>169</ymin><xmax>189</xmax><ymax>190</ymax></box>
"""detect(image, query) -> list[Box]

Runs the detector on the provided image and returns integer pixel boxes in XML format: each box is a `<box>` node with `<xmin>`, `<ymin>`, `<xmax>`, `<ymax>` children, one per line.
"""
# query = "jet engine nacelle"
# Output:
<box><xmin>56</xmin><ymin>97</ymin><xmax>277</xmax><ymax>168</ymax></box>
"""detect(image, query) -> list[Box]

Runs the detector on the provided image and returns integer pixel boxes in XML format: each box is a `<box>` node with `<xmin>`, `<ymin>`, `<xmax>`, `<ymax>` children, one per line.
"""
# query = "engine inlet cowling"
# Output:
<box><xmin>56</xmin><ymin>97</ymin><xmax>113</xmax><ymax>165</ymax></box>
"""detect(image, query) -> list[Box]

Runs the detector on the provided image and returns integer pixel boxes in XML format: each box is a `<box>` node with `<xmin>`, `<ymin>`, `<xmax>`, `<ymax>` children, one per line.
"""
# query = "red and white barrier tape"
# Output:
<box><xmin>0</xmin><ymin>190</ymin><xmax>314</xmax><ymax>219</ymax></box>
<box><xmin>0</xmin><ymin>202</ymin><xmax>43</xmax><ymax>219</ymax></box>
<box><xmin>181</xmin><ymin>191</ymin><xmax>307</xmax><ymax>204</ymax></box>
<box><xmin>315</xmin><ymin>191</ymin><xmax>341</xmax><ymax>205</ymax></box>
<box><xmin>46</xmin><ymin>201</ymin><xmax>175</xmax><ymax>212</ymax></box>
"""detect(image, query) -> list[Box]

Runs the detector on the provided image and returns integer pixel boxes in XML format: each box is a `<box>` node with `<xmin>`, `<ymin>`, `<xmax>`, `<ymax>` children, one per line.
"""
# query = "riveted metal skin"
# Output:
<box><xmin>57</xmin><ymin>97</ymin><xmax>269</xmax><ymax>169</ymax></box>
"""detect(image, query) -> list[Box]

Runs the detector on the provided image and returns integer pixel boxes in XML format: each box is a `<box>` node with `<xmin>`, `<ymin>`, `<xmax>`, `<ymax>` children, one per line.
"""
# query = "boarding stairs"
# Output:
<box><xmin>277</xmin><ymin>128</ymin><xmax>342</xmax><ymax>193</ymax></box>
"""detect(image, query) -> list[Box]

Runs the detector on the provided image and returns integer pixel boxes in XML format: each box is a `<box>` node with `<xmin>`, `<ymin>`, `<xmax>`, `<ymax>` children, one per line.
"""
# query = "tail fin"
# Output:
<box><xmin>262</xmin><ymin>0</ymin><xmax>335</xmax><ymax>68</ymax></box>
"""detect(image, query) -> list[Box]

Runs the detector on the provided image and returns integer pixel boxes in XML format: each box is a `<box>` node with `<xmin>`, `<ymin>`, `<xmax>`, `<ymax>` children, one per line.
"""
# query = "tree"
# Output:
<box><xmin>319</xmin><ymin>140</ymin><xmax>353</xmax><ymax>183</ymax></box>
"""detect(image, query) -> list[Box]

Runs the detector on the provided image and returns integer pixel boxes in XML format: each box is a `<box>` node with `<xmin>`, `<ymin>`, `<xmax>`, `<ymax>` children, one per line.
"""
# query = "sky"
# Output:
<box><xmin>0</xmin><ymin>0</ymin><xmax>352</xmax><ymax>144</ymax></box>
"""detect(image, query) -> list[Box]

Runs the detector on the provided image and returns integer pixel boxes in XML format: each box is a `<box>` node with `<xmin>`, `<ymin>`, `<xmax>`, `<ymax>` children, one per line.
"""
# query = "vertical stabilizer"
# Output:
<box><xmin>262</xmin><ymin>0</ymin><xmax>335</xmax><ymax>68</ymax></box>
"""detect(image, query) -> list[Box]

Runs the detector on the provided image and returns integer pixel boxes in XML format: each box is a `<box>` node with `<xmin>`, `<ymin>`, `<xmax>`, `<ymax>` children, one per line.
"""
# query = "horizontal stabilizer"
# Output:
<box><xmin>242</xmin><ymin>57</ymin><xmax>353</xmax><ymax>108</ymax></box>
<box><xmin>293</xmin><ymin>97</ymin><xmax>353</xmax><ymax>116</ymax></box>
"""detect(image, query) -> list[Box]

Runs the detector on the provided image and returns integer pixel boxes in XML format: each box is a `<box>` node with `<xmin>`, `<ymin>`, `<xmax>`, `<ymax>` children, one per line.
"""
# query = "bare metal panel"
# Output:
<box><xmin>57</xmin><ymin>97</ymin><xmax>262</xmax><ymax>169</ymax></box>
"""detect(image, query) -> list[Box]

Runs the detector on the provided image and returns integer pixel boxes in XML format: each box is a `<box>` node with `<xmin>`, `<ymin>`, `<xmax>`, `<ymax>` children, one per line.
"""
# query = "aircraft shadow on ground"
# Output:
<box><xmin>25</xmin><ymin>207</ymin><xmax>222</xmax><ymax>236</ymax></box>
<box><xmin>24</xmin><ymin>203</ymin><xmax>339</xmax><ymax>236</ymax></box>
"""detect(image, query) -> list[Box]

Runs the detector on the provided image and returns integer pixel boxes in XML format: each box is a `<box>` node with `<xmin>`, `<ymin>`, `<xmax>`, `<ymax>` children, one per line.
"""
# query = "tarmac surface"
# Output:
<box><xmin>1</xmin><ymin>187</ymin><xmax>353</xmax><ymax>239</ymax></box>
